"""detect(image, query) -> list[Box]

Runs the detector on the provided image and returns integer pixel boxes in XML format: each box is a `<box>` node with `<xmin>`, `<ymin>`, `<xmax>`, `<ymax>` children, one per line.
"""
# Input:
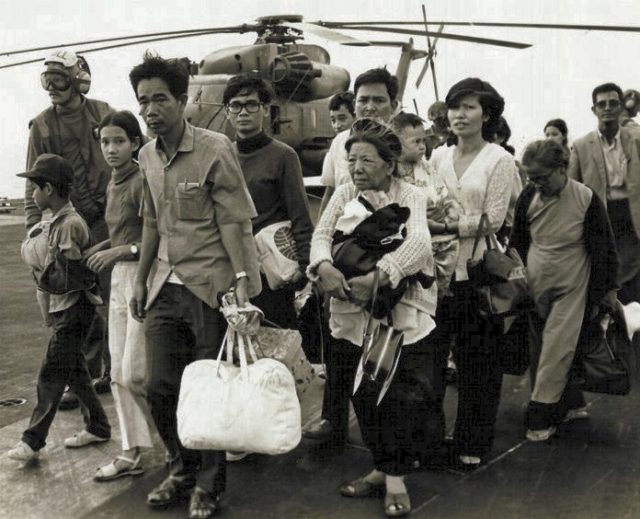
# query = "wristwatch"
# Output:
<box><xmin>130</xmin><ymin>244</ymin><xmax>139</xmax><ymax>259</ymax></box>
<box><xmin>235</xmin><ymin>271</ymin><xmax>248</xmax><ymax>281</ymax></box>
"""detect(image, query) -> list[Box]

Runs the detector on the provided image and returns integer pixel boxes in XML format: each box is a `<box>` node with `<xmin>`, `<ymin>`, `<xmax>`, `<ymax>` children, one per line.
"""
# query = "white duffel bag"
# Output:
<box><xmin>177</xmin><ymin>330</ymin><xmax>301</xmax><ymax>454</ymax></box>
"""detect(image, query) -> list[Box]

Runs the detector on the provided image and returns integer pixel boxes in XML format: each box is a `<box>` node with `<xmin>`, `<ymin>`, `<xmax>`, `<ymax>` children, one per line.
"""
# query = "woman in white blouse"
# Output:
<box><xmin>429</xmin><ymin>78</ymin><xmax>517</xmax><ymax>469</ymax></box>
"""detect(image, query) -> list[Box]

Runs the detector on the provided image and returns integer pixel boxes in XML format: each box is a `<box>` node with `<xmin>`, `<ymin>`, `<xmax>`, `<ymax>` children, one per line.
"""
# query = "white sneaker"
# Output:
<box><xmin>562</xmin><ymin>406</ymin><xmax>590</xmax><ymax>424</ymax></box>
<box><xmin>526</xmin><ymin>426</ymin><xmax>557</xmax><ymax>442</ymax></box>
<box><xmin>64</xmin><ymin>430</ymin><xmax>109</xmax><ymax>448</ymax></box>
<box><xmin>8</xmin><ymin>441</ymin><xmax>39</xmax><ymax>461</ymax></box>
<box><xmin>225</xmin><ymin>451</ymin><xmax>249</xmax><ymax>462</ymax></box>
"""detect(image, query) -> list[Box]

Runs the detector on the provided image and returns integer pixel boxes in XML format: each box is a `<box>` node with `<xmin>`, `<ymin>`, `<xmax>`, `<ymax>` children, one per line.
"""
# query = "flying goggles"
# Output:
<box><xmin>40</xmin><ymin>71</ymin><xmax>71</xmax><ymax>91</ymax></box>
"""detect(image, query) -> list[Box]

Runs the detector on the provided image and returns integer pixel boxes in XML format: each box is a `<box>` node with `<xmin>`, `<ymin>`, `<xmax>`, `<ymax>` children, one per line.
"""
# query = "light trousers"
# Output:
<box><xmin>109</xmin><ymin>261</ymin><xmax>154</xmax><ymax>451</ymax></box>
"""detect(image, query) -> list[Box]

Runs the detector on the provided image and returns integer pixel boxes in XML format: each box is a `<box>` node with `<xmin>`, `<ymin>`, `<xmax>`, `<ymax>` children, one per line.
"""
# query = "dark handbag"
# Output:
<box><xmin>332</xmin><ymin>201</ymin><xmax>432</xmax><ymax>318</ymax></box>
<box><xmin>38</xmin><ymin>250</ymin><xmax>98</xmax><ymax>295</ymax></box>
<box><xmin>467</xmin><ymin>214</ymin><xmax>529</xmax><ymax>333</ymax></box>
<box><xmin>352</xmin><ymin>270</ymin><xmax>405</xmax><ymax>405</ymax></box>
<box><xmin>571</xmin><ymin>302</ymin><xmax>631</xmax><ymax>395</ymax></box>
<box><xmin>332</xmin><ymin>201</ymin><xmax>410</xmax><ymax>279</ymax></box>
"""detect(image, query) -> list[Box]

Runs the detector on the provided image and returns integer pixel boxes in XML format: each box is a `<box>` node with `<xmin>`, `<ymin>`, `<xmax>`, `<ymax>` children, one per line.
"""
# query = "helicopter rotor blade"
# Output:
<box><xmin>0</xmin><ymin>30</ymin><xmax>228</xmax><ymax>70</ymax></box>
<box><xmin>288</xmin><ymin>22</ymin><xmax>370</xmax><ymax>46</ymax></box>
<box><xmin>316</xmin><ymin>20</ymin><xmax>640</xmax><ymax>33</ymax></box>
<box><xmin>313</xmin><ymin>24</ymin><xmax>531</xmax><ymax>49</ymax></box>
<box><xmin>0</xmin><ymin>25</ymin><xmax>254</xmax><ymax>58</ymax></box>
<box><xmin>416</xmin><ymin>5</ymin><xmax>442</xmax><ymax>97</ymax></box>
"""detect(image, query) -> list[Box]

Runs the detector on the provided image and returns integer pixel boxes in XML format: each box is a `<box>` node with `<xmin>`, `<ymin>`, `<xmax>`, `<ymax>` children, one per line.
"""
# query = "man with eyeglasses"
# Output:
<box><xmin>222</xmin><ymin>73</ymin><xmax>313</xmax><ymax>328</ymax></box>
<box><xmin>24</xmin><ymin>50</ymin><xmax>115</xmax><ymax>408</ymax></box>
<box><xmin>568</xmin><ymin>82</ymin><xmax>640</xmax><ymax>308</ymax></box>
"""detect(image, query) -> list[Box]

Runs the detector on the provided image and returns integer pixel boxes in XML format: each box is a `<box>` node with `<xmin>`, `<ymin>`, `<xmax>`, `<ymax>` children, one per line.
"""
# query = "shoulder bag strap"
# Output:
<box><xmin>471</xmin><ymin>213</ymin><xmax>493</xmax><ymax>258</ymax></box>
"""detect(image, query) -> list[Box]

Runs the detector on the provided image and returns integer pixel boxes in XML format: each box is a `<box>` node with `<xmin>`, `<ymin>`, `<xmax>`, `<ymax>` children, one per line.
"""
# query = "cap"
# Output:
<box><xmin>17</xmin><ymin>153</ymin><xmax>74</xmax><ymax>186</ymax></box>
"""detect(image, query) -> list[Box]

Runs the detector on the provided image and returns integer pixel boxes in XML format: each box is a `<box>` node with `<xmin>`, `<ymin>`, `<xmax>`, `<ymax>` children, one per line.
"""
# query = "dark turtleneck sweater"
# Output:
<box><xmin>235</xmin><ymin>132</ymin><xmax>313</xmax><ymax>269</ymax></box>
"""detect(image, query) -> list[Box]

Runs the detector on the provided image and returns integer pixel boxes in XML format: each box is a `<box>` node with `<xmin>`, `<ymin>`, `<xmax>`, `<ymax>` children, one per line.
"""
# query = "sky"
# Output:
<box><xmin>2</xmin><ymin>0</ymin><xmax>640</xmax><ymax>198</ymax></box>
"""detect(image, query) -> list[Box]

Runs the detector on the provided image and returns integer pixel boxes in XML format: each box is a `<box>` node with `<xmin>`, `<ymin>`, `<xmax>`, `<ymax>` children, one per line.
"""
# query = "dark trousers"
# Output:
<box><xmin>145</xmin><ymin>284</ymin><xmax>227</xmax><ymax>494</ymax></box>
<box><xmin>23</xmin><ymin>294</ymin><xmax>111</xmax><ymax>451</ymax></box>
<box><xmin>333</xmin><ymin>335</ymin><xmax>447</xmax><ymax>475</ymax></box>
<box><xmin>84</xmin><ymin>218</ymin><xmax>112</xmax><ymax>379</ymax></box>
<box><xmin>320</xmin><ymin>335</ymin><xmax>361</xmax><ymax>445</ymax></box>
<box><xmin>436</xmin><ymin>281</ymin><xmax>504</xmax><ymax>458</ymax></box>
<box><xmin>251</xmin><ymin>276</ymin><xmax>298</xmax><ymax>329</ymax></box>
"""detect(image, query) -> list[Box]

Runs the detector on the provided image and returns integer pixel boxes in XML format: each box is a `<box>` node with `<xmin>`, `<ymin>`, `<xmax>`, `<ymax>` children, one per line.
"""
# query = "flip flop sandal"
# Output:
<box><xmin>188</xmin><ymin>487</ymin><xmax>220</xmax><ymax>519</ymax></box>
<box><xmin>384</xmin><ymin>491</ymin><xmax>412</xmax><ymax>517</ymax></box>
<box><xmin>94</xmin><ymin>455</ymin><xmax>144</xmax><ymax>482</ymax></box>
<box><xmin>339</xmin><ymin>477</ymin><xmax>385</xmax><ymax>498</ymax></box>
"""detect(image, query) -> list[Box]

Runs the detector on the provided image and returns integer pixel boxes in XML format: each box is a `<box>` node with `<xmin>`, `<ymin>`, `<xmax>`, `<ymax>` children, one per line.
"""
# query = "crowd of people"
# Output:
<box><xmin>7</xmin><ymin>47</ymin><xmax>640</xmax><ymax>519</ymax></box>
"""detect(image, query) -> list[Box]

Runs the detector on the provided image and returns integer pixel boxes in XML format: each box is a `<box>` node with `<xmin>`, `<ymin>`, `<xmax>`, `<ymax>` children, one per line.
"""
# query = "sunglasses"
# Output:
<box><xmin>40</xmin><ymin>72</ymin><xmax>71</xmax><ymax>91</ymax></box>
<box><xmin>594</xmin><ymin>99</ymin><xmax>621</xmax><ymax>110</ymax></box>
<box><xmin>226</xmin><ymin>100</ymin><xmax>262</xmax><ymax>114</ymax></box>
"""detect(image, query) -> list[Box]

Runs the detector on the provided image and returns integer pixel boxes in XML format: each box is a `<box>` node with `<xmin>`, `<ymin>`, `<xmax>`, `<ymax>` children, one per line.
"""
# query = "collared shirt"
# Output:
<box><xmin>104</xmin><ymin>161</ymin><xmax>144</xmax><ymax>249</ymax></box>
<box><xmin>139</xmin><ymin>121</ymin><xmax>261</xmax><ymax>309</ymax></box>
<box><xmin>320</xmin><ymin>130</ymin><xmax>352</xmax><ymax>188</ymax></box>
<box><xmin>598</xmin><ymin>128</ymin><xmax>629</xmax><ymax>200</ymax></box>
<box><xmin>43</xmin><ymin>201</ymin><xmax>99</xmax><ymax>312</ymax></box>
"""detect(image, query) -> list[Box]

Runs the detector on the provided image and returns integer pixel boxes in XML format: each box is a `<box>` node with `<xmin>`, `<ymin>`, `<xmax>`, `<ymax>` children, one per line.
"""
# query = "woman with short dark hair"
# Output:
<box><xmin>429</xmin><ymin>77</ymin><xmax>517</xmax><ymax>468</ymax></box>
<box><xmin>308</xmin><ymin>118</ymin><xmax>445</xmax><ymax>517</ymax></box>
<box><xmin>544</xmin><ymin>118</ymin><xmax>570</xmax><ymax>151</ymax></box>
<box><xmin>510</xmin><ymin>139</ymin><xmax>618</xmax><ymax>440</ymax></box>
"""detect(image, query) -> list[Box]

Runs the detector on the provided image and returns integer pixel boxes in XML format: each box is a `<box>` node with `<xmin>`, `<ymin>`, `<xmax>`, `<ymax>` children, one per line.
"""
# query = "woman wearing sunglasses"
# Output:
<box><xmin>511</xmin><ymin>139</ymin><xmax>618</xmax><ymax>440</ymax></box>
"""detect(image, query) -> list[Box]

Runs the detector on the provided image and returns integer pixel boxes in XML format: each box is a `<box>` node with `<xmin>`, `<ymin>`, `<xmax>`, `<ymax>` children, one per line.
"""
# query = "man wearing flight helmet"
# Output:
<box><xmin>24</xmin><ymin>50</ymin><xmax>114</xmax><ymax>406</ymax></box>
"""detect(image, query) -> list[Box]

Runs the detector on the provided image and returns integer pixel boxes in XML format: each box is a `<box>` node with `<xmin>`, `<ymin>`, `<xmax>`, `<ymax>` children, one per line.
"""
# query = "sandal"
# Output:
<box><xmin>339</xmin><ymin>477</ymin><xmax>385</xmax><ymax>498</ymax></box>
<box><xmin>384</xmin><ymin>491</ymin><xmax>411</xmax><ymax>517</ymax></box>
<box><xmin>189</xmin><ymin>487</ymin><xmax>220</xmax><ymax>519</ymax></box>
<box><xmin>94</xmin><ymin>455</ymin><xmax>144</xmax><ymax>482</ymax></box>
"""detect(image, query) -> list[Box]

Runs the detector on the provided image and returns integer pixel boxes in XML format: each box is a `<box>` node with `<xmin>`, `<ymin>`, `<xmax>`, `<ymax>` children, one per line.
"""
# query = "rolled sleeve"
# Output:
<box><xmin>141</xmin><ymin>175</ymin><xmax>157</xmax><ymax>229</ymax></box>
<box><xmin>56</xmin><ymin>222</ymin><xmax>85</xmax><ymax>260</ymax></box>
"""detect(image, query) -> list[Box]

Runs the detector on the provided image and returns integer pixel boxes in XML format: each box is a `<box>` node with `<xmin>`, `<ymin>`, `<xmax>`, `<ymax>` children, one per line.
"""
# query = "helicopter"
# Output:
<box><xmin>0</xmin><ymin>11</ymin><xmax>533</xmax><ymax>178</ymax></box>
<box><xmin>2</xmin><ymin>12</ymin><xmax>640</xmax><ymax>178</ymax></box>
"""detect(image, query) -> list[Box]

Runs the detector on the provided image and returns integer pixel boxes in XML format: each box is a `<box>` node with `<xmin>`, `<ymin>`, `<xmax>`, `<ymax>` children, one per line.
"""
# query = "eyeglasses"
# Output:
<box><xmin>40</xmin><ymin>71</ymin><xmax>71</xmax><ymax>91</ymax></box>
<box><xmin>526</xmin><ymin>175</ymin><xmax>553</xmax><ymax>187</ymax></box>
<box><xmin>226</xmin><ymin>100</ymin><xmax>263</xmax><ymax>114</ymax></box>
<box><xmin>594</xmin><ymin>99</ymin><xmax>621</xmax><ymax>110</ymax></box>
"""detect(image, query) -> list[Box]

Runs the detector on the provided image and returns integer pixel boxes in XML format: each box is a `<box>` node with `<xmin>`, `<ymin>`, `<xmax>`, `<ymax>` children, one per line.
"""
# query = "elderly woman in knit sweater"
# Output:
<box><xmin>308</xmin><ymin>119</ymin><xmax>445</xmax><ymax>518</ymax></box>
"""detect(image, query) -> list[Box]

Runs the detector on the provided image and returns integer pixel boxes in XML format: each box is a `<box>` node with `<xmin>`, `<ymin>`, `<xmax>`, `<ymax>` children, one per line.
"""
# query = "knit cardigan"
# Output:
<box><xmin>308</xmin><ymin>178</ymin><xmax>437</xmax><ymax>316</ymax></box>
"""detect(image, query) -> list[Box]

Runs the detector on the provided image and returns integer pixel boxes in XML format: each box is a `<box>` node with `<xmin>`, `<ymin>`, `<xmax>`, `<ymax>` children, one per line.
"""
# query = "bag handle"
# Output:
<box><xmin>215</xmin><ymin>330</ymin><xmax>259</xmax><ymax>378</ymax></box>
<box><xmin>471</xmin><ymin>213</ymin><xmax>494</xmax><ymax>258</ymax></box>
<box><xmin>215</xmin><ymin>328</ymin><xmax>234</xmax><ymax>376</ymax></box>
<box><xmin>362</xmin><ymin>270</ymin><xmax>381</xmax><ymax>353</ymax></box>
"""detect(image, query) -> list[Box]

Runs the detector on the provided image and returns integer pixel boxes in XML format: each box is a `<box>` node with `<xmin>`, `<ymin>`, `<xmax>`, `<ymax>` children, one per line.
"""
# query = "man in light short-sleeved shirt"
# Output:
<box><xmin>318</xmin><ymin>68</ymin><xmax>400</xmax><ymax>215</ymax></box>
<box><xmin>128</xmin><ymin>53</ymin><xmax>261</xmax><ymax>517</ymax></box>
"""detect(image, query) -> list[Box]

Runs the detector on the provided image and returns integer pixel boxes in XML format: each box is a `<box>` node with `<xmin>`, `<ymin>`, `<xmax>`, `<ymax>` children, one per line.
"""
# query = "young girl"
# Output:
<box><xmin>87</xmin><ymin>111</ymin><xmax>154</xmax><ymax>481</ymax></box>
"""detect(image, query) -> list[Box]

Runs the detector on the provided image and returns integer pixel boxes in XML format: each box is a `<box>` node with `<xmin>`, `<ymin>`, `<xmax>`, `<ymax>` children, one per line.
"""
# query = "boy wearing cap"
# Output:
<box><xmin>8</xmin><ymin>154</ymin><xmax>111</xmax><ymax>462</ymax></box>
<box><xmin>25</xmin><ymin>49</ymin><xmax>115</xmax><ymax>405</ymax></box>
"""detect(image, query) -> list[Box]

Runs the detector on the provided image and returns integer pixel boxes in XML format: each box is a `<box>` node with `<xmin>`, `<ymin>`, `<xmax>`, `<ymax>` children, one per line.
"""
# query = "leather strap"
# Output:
<box><xmin>471</xmin><ymin>213</ymin><xmax>494</xmax><ymax>258</ymax></box>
